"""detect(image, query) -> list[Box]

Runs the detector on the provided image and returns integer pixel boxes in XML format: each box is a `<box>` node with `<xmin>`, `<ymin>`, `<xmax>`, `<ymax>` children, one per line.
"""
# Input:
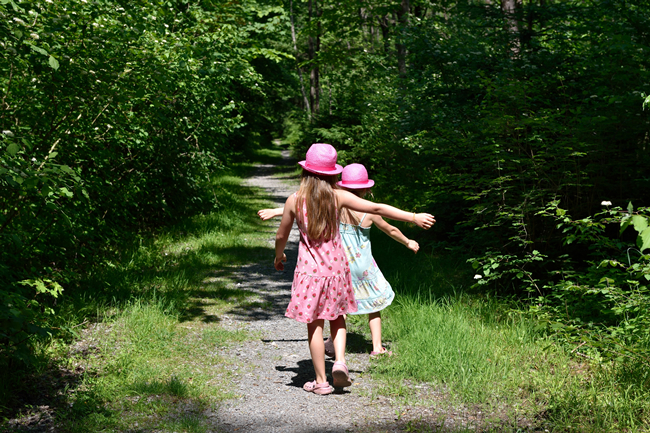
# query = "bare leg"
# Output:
<box><xmin>307</xmin><ymin>320</ymin><xmax>327</xmax><ymax>384</ymax></box>
<box><xmin>368</xmin><ymin>311</ymin><xmax>384</xmax><ymax>353</ymax></box>
<box><xmin>330</xmin><ymin>315</ymin><xmax>347</xmax><ymax>364</ymax></box>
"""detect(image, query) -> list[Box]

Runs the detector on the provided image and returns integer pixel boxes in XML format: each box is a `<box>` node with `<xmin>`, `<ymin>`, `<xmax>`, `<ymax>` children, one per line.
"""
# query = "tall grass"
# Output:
<box><xmin>362</xmin><ymin>225</ymin><xmax>650</xmax><ymax>431</ymax></box>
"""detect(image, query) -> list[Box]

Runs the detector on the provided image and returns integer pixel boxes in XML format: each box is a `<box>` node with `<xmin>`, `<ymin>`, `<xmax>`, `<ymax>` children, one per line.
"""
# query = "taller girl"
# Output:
<box><xmin>274</xmin><ymin>143</ymin><xmax>435</xmax><ymax>395</ymax></box>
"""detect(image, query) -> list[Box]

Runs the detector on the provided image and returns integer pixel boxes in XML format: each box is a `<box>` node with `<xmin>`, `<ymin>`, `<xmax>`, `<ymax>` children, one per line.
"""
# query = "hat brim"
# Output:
<box><xmin>299</xmin><ymin>160</ymin><xmax>343</xmax><ymax>175</ymax></box>
<box><xmin>336</xmin><ymin>180</ymin><xmax>375</xmax><ymax>189</ymax></box>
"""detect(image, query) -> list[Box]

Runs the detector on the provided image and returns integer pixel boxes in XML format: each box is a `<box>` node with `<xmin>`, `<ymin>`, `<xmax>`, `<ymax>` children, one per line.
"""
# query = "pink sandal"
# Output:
<box><xmin>370</xmin><ymin>347</ymin><xmax>393</xmax><ymax>358</ymax></box>
<box><xmin>303</xmin><ymin>380</ymin><xmax>334</xmax><ymax>395</ymax></box>
<box><xmin>324</xmin><ymin>336</ymin><xmax>335</xmax><ymax>358</ymax></box>
<box><xmin>331</xmin><ymin>361</ymin><xmax>352</xmax><ymax>387</ymax></box>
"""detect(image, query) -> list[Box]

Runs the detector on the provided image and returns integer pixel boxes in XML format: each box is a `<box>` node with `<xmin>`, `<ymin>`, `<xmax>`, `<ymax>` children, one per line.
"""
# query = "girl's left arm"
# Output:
<box><xmin>274</xmin><ymin>196</ymin><xmax>295</xmax><ymax>271</ymax></box>
<box><xmin>371</xmin><ymin>215</ymin><xmax>420</xmax><ymax>253</ymax></box>
<box><xmin>336</xmin><ymin>190</ymin><xmax>436</xmax><ymax>229</ymax></box>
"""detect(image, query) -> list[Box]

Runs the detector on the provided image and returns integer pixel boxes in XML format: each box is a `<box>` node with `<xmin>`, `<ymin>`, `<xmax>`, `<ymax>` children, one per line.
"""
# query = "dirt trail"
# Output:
<box><xmin>205</xmin><ymin>150</ymin><xmax>513</xmax><ymax>433</ymax></box>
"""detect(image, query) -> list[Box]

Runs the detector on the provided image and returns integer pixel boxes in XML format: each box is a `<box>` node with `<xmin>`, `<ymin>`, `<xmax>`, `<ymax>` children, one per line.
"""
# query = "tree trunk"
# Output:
<box><xmin>501</xmin><ymin>0</ymin><xmax>520</xmax><ymax>56</ymax></box>
<box><xmin>308</xmin><ymin>0</ymin><xmax>321</xmax><ymax>116</ymax></box>
<box><xmin>290</xmin><ymin>0</ymin><xmax>310</xmax><ymax>118</ymax></box>
<box><xmin>395</xmin><ymin>0</ymin><xmax>410</xmax><ymax>77</ymax></box>
<box><xmin>379</xmin><ymin>14</ymin><xmax>390</xmax><ymax>54</ymax></box>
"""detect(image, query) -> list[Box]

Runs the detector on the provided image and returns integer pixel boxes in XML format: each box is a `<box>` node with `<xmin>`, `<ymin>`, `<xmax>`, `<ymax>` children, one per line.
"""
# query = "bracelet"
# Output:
<box><xmin>412</xmin><ymin>212</ymin><xmax>416</xmax><ymax>223</ymax></box>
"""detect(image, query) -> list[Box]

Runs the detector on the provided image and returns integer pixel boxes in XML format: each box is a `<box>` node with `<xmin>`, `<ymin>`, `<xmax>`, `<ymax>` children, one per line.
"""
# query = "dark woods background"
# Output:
<box><xmin>2</xmin><ymin>0</ymin><xmax>650</xmax><ymax>402</ymax></box>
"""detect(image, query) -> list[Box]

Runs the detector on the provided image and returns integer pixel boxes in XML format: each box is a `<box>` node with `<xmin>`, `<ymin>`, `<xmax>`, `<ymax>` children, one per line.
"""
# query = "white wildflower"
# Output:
<box><xmin>474</xmin><ymin>274</ymin><xmax>482</xmax><ymax>280</ymax></box>
<box><xmin>2</xmin><ymin>130</ymin><xmax>14</xmax><ymax>137</ymax></box>
<box><xmin>32</xmin><ymin>157</ymin><xmax>37</xmax><ymax>162</ymax></box>
<box><xmin>30</xmin><ymin>33</ymin><xmax>39</xmax><ymax>39</ymax></box>
<box><xmin>601</xmin><ymin>201</ymin><xmax>612</xmax><ymax>206</ymax></box>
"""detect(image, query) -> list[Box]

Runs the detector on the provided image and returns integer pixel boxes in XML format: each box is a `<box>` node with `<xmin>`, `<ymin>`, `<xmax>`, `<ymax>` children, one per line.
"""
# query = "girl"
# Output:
<box><xmin>271</xmin><ymin>144</ymin><xmax>435</xmax><ymax>395</ymax></box>
<box><xmin>261</xmin><ymin>163</ymin><xmax>421</xmax><ymax>359</ymax></box>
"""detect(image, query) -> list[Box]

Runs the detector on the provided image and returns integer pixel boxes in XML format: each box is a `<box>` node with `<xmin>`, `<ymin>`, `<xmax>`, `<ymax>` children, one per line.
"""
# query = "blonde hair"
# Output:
<box><xmin>295</xmin><ymin>169</ymin><xmax>339</xmax><ymax>242</ymax></box>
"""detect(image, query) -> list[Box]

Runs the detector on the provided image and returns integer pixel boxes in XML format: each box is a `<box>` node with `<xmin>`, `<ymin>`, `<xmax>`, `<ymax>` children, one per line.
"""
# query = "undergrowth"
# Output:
<box><xmin>361</xmin><ymin>224</ymin><xmax>650</xmax><ymax>432</ymax></box>
<box><xmin>0</xmin><ymin>147</ymin><xmax>283</xmax><ymax>431</ymax></box>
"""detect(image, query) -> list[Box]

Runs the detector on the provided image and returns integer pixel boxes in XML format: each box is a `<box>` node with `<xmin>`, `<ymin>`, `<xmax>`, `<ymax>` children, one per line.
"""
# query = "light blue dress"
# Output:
<box><xmin>339</xmin><ymin>213</ymin><xmax>395</xmax><ymax>315</ymax></box>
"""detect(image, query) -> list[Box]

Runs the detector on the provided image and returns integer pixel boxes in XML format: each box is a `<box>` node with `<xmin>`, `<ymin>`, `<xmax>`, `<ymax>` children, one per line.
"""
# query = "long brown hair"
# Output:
<box><xmin>295</xmin><ymin>169</ymin><xmax>339</xmax><ymax>242</ymax></box>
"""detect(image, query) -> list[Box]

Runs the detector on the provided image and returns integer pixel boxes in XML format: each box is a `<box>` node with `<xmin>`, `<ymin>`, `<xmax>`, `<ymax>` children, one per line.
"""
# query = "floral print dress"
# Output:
<box><xmin>285</xmin><ymin>194</ymin><xmax>357</xmax><ymax>323</ymax></box>
<box><xmin>339</xmin><ymin>214</ymin><xmax>395</xmax><ymax>315</ymax></box>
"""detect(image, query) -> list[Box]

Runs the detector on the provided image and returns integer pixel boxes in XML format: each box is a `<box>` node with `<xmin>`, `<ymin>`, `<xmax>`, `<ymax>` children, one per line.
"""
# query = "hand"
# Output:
<box><xmin>414</xmin><ymin>213</ymin><xmax>436</xmax><ymax>229</ymax></box>
<box><xmin>406</xmin><ymin>239</ymin><xmax>419</xmax><ymax>253</ymax></box>
<box><xmin>258</xmin><ymin>209</ymin><xmax>276</xmax><ymax>221</ymax></box>
<box><xmin>274</xmin><ymin>253</ymin><xmax>287</xmax><ymax>271</ymax></box>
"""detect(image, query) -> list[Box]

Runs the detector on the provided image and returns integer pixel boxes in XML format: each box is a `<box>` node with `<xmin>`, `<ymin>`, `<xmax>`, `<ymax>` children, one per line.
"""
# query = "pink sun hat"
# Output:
<box><xmin>337</xmin><ymin>163</ymin><xmax>375</xmax><ymax>189</ymax></box>
<box><xmin>298</xmin><ymin>143</ymin><xmax>343</xmax><ymax>175</ymax></box>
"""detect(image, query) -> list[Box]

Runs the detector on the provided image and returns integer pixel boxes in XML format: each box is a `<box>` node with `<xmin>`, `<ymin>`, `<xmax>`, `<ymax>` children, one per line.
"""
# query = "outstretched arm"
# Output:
<box><xmin>274</xmin><ymin>197</ymin><xmax>295</xmax><ymax>271</ymax></box>
<box><xmin>371</xmin><ymin>215</ymin><xmax>420</xmax><ymax>253</ymax></box>
<box><xmin>335</xmin><ymin>190</ymin><xmax>436</xmax><ymax>229</ymax></box>
<box><xmin>258</xmin><ymin>207</ymin><xmax>284</xmax><ymax>220</ymax></box>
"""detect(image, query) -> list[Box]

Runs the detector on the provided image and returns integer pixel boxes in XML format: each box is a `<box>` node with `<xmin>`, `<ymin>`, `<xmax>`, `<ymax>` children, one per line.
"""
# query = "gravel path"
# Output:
<box><xmin>208</xmin><ymin>150</ymin><xmax>413</xmax><ymax>433</ymax></box>
<box><xmin>204</xmin><ymin>150</ymin><xmax>534</xmax><ymax>433</ymax></box>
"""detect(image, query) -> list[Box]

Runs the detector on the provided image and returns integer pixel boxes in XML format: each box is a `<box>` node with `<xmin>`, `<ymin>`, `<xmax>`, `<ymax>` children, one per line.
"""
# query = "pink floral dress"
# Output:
<box><xmin>285</xmin><ymin>194</ymin><xmax>357</xmax><ymax>323</ymax></box>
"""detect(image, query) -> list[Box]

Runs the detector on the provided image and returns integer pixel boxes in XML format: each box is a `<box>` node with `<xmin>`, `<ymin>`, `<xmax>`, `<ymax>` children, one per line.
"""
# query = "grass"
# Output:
<box><xmin>55</xmin><ymin>298</ymin><xmax>247</xmax><ymax>432</ymax></box>
<box><xmin>350</xmin><ymin>226</ymin><xmax>650</xmax><ymax>432</ymax></box>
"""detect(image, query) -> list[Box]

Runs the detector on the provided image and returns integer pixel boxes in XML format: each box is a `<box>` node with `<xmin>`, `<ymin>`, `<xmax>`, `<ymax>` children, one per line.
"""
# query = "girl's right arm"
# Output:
<box><xmin>258</xmin><ymin>207</ymin><xmax>284</xmax><ymax>221</ymax></box>
<box><xmin>274</xmin><ymin>196</ymin><xmax>295</xmax><ymax>271</ymax></box>
<box><xmin>371</xmin><ymin>215</ymin><xmax>420</xmax><ymax>253</ymax></box>
<box><xmin>335</xmin><ymin>190</ymin><xmax>436</xmax><ymax>229</ymax></box>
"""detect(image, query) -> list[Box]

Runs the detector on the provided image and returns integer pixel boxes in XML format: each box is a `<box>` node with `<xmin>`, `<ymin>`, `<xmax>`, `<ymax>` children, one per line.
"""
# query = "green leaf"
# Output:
<box><xmin>48</xmin><ymin>56</ymin><xmax>59</xmax><ymax>70</ymax></box>
<box><xmin>27</xmin><ymin>43</ymin><xmax>48</xmax><ymax>56</ymax></box>
<box><xmin>6</xmin><ymin>142</ymin><xmax>19</xmax><ymax>156</ymax></box>
<box><xmin>632</xmin><ymin>215</ymin><xmax>648</xmax><ymax>234</ymax></box>
<box><xmin>620</xmin><ymin>215</ymin><xmax>632</xmax><ymax>235</ymax></box>
<box><xmin>638</xmin><ymin>227</ymin><xmax>650</xmax><ymax>253</ymax></box>
<box><xmin>628</xmin><ymin>202</ymin><xmax>634</xmax><ymax>214</ymax></box>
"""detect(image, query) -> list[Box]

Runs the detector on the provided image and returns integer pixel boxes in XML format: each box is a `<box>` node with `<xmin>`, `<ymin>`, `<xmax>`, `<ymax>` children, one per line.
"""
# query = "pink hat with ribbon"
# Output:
<box><xmin>337</xmin><ymin>163</ymin><xmax>375</xmax><ymax>189</ymax></box>
<box><xmin>298</xmin><ymin>143</ymin><xmax>343</xmax><ymax>175</ymax></box>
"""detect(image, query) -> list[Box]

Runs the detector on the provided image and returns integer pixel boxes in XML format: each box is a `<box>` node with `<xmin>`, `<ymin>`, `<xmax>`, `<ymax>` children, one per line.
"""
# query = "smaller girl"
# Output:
<box><xmin>272</xmin><ymin>145</ymin><xmax>434</xmax><ymax>395</ymax></box>
<box><xmin>260</xmin><ymin>163</ymin><xmax>422</xmax><ymax>358</ymax></box>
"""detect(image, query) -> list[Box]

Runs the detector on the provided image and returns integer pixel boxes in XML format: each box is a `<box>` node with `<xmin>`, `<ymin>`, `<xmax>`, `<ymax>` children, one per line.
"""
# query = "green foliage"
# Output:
<box><xmin>470</xmin><ymin>200</ymin><xmax>650</xmax><ymax>366</ymax></box>
<box><xmin>534</xmin><ymin>203</ymin><xmax>650</xmax><ymax>366</ymax></box>
<box><xmin>0</xmin><ymin>0</ymin><xmax>292</xmax><ymax>363</ymax></box>
<box><xmin>0</xmin><ymin>278</ymin><xmax>63</xmax><ymax>362</ymax></box>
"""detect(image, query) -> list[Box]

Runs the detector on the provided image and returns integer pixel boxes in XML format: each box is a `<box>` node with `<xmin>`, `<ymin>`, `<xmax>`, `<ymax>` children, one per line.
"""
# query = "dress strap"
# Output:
<box><xmin>358</xmin><ymin>213</ymin><xmax>368</xmax><ymax>225</ymax></box>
